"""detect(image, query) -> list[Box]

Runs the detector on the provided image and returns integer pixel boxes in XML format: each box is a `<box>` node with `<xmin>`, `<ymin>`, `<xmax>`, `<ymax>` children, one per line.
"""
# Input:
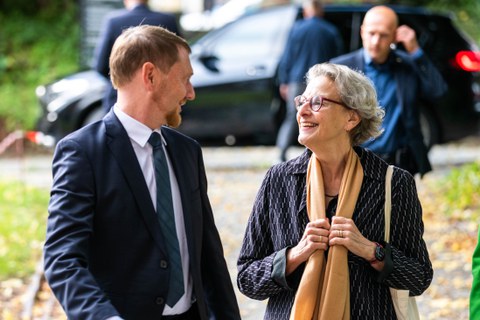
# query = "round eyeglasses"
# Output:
<box><xmin>294</xmin><ymin>95</ymin><xmax>348</xmax><ymax>112</ymax></box>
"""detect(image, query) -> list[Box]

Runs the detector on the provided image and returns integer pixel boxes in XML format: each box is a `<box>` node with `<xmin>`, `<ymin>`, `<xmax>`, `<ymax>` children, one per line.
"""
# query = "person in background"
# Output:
<box><xmin>276</xmin><ymin>0</ymin><xmax>343</xmax><ymax>162</ymax></box>
<box><xmin>44</xmin><ymin>25</ymin><xmax>240</xmax><ymax>320</ymax></box>
<box><xmin>237</xmin><ymin>63</ymin><xmax>432</xmax><ymax>319</ymax></box>
<box><xmin>331</xmin><ymin>5</ymin><xmax>447</xmax><ymax>177</ymax></box>
<box><xmin>470</xmin><ymin>228</ymin><xmax>480</xmax><ymax>319</ymax></box>
<box><xmin>93</xmin><ymin>0</ymin><xmax>181</xmax><ymax>113</ymax></box>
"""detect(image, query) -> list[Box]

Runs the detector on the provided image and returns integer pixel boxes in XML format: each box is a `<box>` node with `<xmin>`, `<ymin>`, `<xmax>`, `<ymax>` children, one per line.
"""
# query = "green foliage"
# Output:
<box><xmin>428</xmin><ymin>0</ymin><xmax>480</xmax><ymax>45</ymax></box>
<box><xmin>0</xmin><ymin>0</ymin><xmax>79</xmax><ymax>17</ymax></box>
<box><xmin>0</xmin><ymin>181</ymin><xmax>49</xmax><ymax>279</ymax></box>
<box><xmin>0</xmin><ymin>0</ymin><xmax>479</xmax><ymax>135</ymax></box>
<box><xmin>0</xmin><ymin>2</ymin><xmax>80</xmax><ymax>133</ymax></box>
<box><xmin>436</xmin><ymin>161</ymin><xmax>480</xmax><ymax>220</ymax></box>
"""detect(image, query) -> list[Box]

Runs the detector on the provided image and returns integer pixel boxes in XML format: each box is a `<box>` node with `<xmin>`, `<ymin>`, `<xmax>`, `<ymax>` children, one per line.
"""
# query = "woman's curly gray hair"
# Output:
<box><xmin>305</xmin><ymin>63</ymin><xmax>384</xmax><ymax>145</ymax></box>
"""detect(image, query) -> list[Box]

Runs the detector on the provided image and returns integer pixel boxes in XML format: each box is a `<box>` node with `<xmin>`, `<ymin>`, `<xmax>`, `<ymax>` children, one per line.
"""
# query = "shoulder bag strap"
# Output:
<box><xmin>384</xmin><ymin>165</ymin><xmax>394</xmax><ymax>242</ymax></box>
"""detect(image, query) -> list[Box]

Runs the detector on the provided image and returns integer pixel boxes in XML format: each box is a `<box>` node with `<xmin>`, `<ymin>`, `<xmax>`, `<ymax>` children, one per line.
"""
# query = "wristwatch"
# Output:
<box><xmin>370</xmin><ymin>242</ymin><xmax>385</xmax><ymax>264</ymax></box>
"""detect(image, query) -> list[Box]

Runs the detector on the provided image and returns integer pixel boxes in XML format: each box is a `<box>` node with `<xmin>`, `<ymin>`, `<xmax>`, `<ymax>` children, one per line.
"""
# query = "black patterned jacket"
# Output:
<box><xmin>237</xmin><ymin>147</ymin><xmax>433</xmax><ymax>319</ymax></box>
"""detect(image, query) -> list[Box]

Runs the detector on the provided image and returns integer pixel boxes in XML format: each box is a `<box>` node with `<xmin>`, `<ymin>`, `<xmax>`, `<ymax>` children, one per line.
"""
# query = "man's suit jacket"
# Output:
<box><xmin>93</xmin><ymin>4</ymin><xmax>181</xmax><ymax>111</ymax></box>
<box><xmin>43</xmin><ymin>111</ymin><xmax>240</xmax><ymax>320</ymax></box>
<box><xmin>331</xmin><ymin>49</ymin><xmax>447</xmax><ymax>175</ymax></box>
<box><xmin>278</xmin><ymin>16</ymin><xmax>343</xmax><ymax>85</ymax></box>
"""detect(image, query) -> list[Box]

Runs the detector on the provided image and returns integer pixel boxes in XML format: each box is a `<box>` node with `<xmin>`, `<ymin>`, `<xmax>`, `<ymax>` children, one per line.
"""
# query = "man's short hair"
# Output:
<box><xmin>109</xmin><ymin>25</ymin><xmax>190</xmax><ymax>88</ymax></box>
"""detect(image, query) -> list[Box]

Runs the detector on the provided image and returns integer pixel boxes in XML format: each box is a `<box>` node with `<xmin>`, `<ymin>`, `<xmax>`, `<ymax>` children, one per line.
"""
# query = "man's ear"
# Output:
<box><xmin>142</xmin><ymin>62</ymin><xmax>156</xmax><ymax>89</ymax></box>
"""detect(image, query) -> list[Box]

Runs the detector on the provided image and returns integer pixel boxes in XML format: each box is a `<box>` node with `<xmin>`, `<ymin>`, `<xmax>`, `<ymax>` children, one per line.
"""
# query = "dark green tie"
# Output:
<box><xmin>148</xmin><ymin>132</ymin><xmax>184</xmax><ymax>307</ymax></box>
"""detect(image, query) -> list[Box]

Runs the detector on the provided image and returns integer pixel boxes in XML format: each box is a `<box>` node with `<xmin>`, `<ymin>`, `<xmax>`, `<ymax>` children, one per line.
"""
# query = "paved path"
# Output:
<box><xmin>2</xmin><ymin>138</ymin><xmax>478</xmax><ymax>188</ymax></box>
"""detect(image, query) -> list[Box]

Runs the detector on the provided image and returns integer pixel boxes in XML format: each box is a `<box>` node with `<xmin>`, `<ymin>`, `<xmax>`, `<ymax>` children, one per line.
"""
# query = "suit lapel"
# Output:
<box><xmin>287</xmin><ymin>150</ymin><xmax>309</xmax><ymax>217</ymax></box>
<box><xmin>354</xmin><ymin>49</ymin><xmax>365</xmax><ymax>70</ymax></box>
<box><xmin>392</xmin><ymin>56</ymin><xmax>407</xmax><ymax>111</ymax></box>
<box><xmin>104</xmin><ymin>111</ymin><xmax>167</xmax><ymax>255</ymax></box>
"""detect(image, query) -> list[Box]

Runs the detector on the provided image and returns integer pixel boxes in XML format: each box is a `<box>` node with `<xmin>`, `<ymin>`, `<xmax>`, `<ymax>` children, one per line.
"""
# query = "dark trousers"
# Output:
<box><xmin>276</xmin><ymin>82</ymin><xmax>306</xmax><ymax>161</ymax></box>
<box><xmin>379</xmin><ymin>147</ymin><xmax>418</xmax><ymax>175</ymax></box>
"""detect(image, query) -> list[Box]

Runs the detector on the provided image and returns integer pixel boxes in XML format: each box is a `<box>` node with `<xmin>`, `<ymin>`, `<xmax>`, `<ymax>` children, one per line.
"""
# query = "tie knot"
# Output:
<box><xmin>148</xmin><ymin>132</ymin><xmax>162</xmax><ymax>149</ymax></box>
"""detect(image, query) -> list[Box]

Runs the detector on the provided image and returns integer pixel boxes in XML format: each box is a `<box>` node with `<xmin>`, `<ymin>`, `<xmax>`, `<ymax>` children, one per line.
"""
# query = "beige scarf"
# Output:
<box><xmin>290</xmin><ymin>148</ymin><xmax>364</xmax><ymax>320</ymax></box>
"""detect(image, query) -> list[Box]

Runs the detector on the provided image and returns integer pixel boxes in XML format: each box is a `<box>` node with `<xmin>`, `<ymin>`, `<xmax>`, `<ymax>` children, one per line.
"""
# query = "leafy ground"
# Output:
<box><xmin>415</xmin><ymin>171</ymin><xmax>477</xmax><ymax>319</ymax></box>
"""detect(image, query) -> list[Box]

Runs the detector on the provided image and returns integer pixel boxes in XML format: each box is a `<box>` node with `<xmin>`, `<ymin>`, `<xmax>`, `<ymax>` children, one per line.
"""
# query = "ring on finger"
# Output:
<box><xmin>319</xmin><ymin>235</ymin><xmax>323</xmax><ymax>242</ymax></box>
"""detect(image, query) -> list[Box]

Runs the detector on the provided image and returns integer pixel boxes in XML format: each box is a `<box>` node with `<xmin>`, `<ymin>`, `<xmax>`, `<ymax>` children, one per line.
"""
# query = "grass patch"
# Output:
<box><xmin>0</xmin><ymin>181</ymin><xmax>49</xmax><ymax>280</ymax></box>
<box><xmin>443</xmin><ymin>162</ymin><xmax>480</xmax><ymax>211</ymax></box>
<box><xmin>430</xmin><ymin>161</ymin><xmax>480</xmax><ymax>221</ymax></box>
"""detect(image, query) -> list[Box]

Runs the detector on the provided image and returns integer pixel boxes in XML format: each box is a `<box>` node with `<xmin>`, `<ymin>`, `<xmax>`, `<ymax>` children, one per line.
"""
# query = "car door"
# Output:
<box><xmin>324</xmin><ymin>9</ymin><xmax>361</xmax><ymax>53</ymax></box>
<box><xmin>179</xmin><ymin>6</ymin><xmax>298</xmax><ymax>144</ymax></box>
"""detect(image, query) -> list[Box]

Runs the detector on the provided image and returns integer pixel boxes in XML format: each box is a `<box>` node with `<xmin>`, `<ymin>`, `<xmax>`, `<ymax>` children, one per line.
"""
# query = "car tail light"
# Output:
<box><xmin>25</xmin><ymin>131</ymin><xmax>55</xmax><ymax>147</ymax></box>
<box><xmin>455</xmin><ymin>51</ymin><xmax>480</xmax><ymax>72</ymax></box>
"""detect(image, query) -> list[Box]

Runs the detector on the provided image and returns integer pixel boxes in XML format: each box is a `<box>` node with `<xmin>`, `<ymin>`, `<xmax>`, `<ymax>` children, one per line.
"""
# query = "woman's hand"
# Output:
<box><xmin>329</xmin><ymin>216</ymin><xmax>379</xmax><ymax>264</ymax></box>
<box><xmin>286</xmin><ymin>218</ymin><xmax>330</xmax><ymax>275</ymax></box>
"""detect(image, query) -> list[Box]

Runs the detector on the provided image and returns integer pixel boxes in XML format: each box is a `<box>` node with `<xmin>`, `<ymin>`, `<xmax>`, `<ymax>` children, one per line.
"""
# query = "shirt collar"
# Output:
<box><xmin>363</xmin><ymin>48</ymin><xmax>373</xmax><ymax>66</ymax></box>
<box><xmin>363</xmin><ymin>48</ymin><xmax>393</xmax><ymax>70</ymax></box>
<box><xmin>113</xmin><ymin>105</ymin><xmax>167</xmax><ymax>147</ymax></box>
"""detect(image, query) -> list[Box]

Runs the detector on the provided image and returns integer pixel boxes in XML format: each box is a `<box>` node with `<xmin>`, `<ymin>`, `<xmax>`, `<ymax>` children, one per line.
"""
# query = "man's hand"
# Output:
<box><xmin>279</xmin><ymin>84</ymin><xmax>289</xmax><ymax>101</ymax></box>
<box><xmin>395</xmin><ymin>25</ymin><xmax>419</xmax><ymax>54</ymax></box>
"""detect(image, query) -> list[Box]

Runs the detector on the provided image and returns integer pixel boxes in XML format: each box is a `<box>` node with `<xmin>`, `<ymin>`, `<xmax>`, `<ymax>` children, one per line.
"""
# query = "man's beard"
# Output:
<box><xmin>166</xmin><ymin>109</ymin><xmax>182</xmax><ymax>128</ymax></box>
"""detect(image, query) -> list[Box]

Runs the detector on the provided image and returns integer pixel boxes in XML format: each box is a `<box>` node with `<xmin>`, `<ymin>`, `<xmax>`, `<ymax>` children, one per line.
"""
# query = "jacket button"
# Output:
<box><xmin>160</xmin><ymin>260</ymin><xmax>168</xmax><ymax>269</ymax></box>
<box><xmin>155</xmin><ymin>297</ymin><xmax>164</xmax><ymax>305</ymax></box>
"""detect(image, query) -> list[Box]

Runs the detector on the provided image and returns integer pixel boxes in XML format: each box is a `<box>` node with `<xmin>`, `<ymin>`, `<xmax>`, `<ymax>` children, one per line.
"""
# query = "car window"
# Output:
<box><xmin>398</xmin><ymin>13</ymin><xmax>471</xmax><ymax>72</ymax></box>
<box><xmin>399</xmin><ymin>14</ymin><xmax>435</xmax><ymax>51</ymax></box>
<box><xmin>201</xmin><ymin>7</ymin><xmax>296</xmax><ymax>61</ymax></box>
<box><xmin>324</xmin><ymin>11</ymin><xmax>361</xmax><ymax>53</ymax></box>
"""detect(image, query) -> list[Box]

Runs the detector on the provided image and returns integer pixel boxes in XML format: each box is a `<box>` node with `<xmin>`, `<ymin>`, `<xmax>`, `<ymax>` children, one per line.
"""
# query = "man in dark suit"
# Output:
<box><xmin>93</xmin><ymin>0</ymin><xmax>181</xmax><ymax>113</ymax></box>
<box><xmin>331</xmin><ymin>5</ymin><xmax>447</xmax><ymax>176</ymax></box>
<box><xmin>44</xmin><ymin>25</ymin><xmax>241</xmax><ymax>320</ymax></box>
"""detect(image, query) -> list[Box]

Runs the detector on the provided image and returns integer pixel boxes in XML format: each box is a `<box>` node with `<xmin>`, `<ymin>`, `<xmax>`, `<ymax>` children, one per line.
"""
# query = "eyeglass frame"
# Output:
<box><xmin>294</xmin><ymin>95</ymin><xmax>349</xmax><ymax>112</ymax></box>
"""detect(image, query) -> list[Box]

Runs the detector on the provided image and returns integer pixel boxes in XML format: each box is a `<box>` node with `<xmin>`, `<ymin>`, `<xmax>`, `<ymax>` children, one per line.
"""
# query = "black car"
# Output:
<box><xmin>36</xmin><ymin>4</ymin><xmax>480</xmax><ymax>147</ymax></box>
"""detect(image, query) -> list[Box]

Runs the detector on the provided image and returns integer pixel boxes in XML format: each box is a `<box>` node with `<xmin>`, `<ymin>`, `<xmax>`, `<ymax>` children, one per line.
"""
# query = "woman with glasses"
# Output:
<box><xmin>237</xmin><ymin>63</ymin><xmax>433</xmax><ymax>319</ymax></box>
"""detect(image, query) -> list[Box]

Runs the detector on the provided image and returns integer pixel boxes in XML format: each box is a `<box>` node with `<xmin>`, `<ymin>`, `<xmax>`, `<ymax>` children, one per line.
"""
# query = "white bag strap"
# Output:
<box><xmin>384</xmin><ymin>165</ymin><xmax>394</xmax><ymax>243</ymax></box>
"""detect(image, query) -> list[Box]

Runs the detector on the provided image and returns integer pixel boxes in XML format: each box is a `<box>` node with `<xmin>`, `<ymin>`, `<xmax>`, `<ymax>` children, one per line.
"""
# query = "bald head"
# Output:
<box><xmin>361</xmin><ymin>6</ymin><xmax>399</xmax><ymax>64</ymax></box>
<box><xmin>302</xmin><ymin>0</ymin><xmax>324</xmax><ymax>18</ymax></box>
<box><xmin>363</xmin><ymin>6</ymin><xmax>399</xmax><ymax>30</ymax></box>
<box><xmin>123</xmin><ymin>0</ymin><xmax>148</xmax><ymax>10</ymax></box>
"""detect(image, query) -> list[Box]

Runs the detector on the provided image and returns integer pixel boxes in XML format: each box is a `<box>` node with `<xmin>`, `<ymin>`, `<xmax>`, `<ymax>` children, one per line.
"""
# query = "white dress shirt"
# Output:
<box><xmin>113</xmin><ymin>106</ymin><xmax>193</xmax><ymax>316</ymax></box>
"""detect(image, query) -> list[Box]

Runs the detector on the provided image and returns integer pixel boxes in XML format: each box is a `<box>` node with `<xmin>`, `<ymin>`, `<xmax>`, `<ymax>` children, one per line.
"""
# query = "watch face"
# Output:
<box><xmin>375</xmin><ymin>244</ymin><xmax>385</xmax><ymax>261</ymax></box>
